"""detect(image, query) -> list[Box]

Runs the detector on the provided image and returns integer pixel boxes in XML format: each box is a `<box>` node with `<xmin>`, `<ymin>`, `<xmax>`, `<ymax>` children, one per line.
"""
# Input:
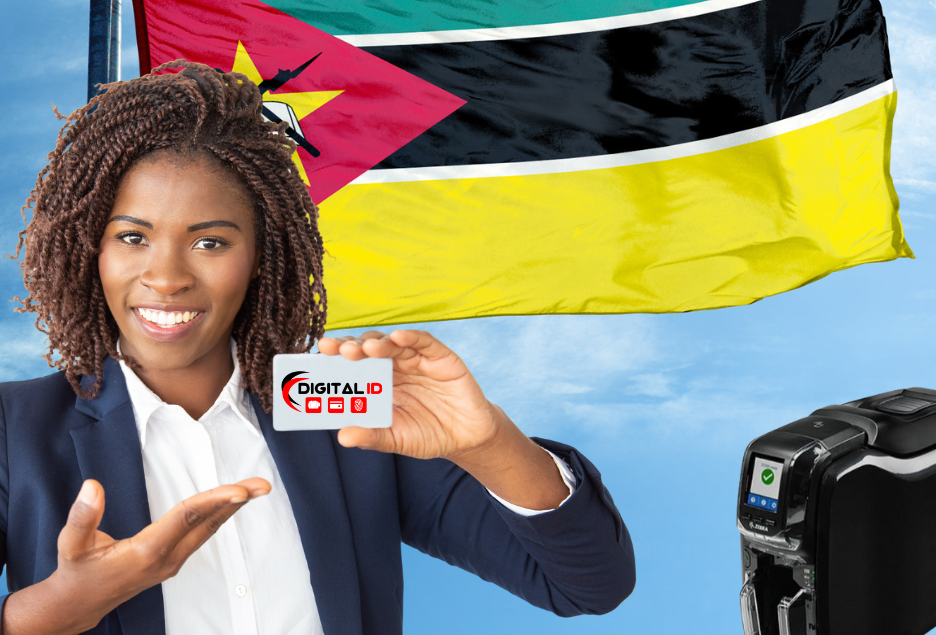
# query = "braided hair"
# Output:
<box><xmin>13</xmin><ymin>60</ymin><xmax>327</xmax><ymax>412</ymax></box>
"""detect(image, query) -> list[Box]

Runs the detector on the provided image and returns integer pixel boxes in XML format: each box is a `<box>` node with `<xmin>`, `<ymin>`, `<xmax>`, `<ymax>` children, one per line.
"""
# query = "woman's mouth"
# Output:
<box><xmin>133</xmin><ymin>307</ymin><xmax>205</xmax><ymax>342</ymax></box>
<box><xmin>136</xmin><ymin>307</ymin><xmax>201</xmax><ymax>328</ymax></box>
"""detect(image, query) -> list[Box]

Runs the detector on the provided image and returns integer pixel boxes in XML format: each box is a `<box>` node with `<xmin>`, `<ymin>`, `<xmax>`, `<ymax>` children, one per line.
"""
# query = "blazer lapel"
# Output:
<box><xmin>72</xmin><ymin>356</ymin><xmax>166</xmax><ymax>635</ymax></box>
<box><xmin>251</xmin><ymin>394</ymin><xmax>364</xmax><ymax>635</ymax></box>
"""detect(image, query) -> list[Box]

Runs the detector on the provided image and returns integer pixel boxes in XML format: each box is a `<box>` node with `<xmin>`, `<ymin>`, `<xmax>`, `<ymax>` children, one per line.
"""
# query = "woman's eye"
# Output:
<box><xmin>194</xmin><ymin>237</ymin><xmax>227</xmax><ymax>250</ymax></box>
<box><xmin>117</xmin><ymin>232</ymin><xmax>147</xmax><ymax>246</ymax></box>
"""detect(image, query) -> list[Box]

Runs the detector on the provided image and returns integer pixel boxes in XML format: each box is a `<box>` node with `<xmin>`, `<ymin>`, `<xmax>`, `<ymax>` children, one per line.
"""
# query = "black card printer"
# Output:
<box><xmin>738</xmin><ymin>388</ymin><xmax>936</xmax><ymax>635</ymax></box>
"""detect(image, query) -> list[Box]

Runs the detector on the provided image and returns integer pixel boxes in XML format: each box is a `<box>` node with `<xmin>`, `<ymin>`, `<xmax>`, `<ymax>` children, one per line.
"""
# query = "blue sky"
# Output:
<box><xmin>1</xmin><ymin>1</ymin><xmax>935</xmax><ymax>633</ymax></box>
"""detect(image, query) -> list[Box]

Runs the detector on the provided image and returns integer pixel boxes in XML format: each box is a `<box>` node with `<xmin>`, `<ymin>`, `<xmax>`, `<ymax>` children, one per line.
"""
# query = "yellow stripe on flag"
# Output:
<box><xmin>319</xmin><ymin>92</ymin><xmax>909</xmax><ymax>330</ymax></box>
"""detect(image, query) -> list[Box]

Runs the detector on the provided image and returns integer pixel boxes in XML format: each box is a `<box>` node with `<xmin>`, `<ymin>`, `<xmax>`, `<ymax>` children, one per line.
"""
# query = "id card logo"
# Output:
<box><xmin>281</xmin><ymin>371</ymin><xmax>309</xmax><ymax>412</ymax></box>
<box><xmin>281</xmin><ymin>370</ymin><xmax>382</xmax><ymax>414</ymax></box>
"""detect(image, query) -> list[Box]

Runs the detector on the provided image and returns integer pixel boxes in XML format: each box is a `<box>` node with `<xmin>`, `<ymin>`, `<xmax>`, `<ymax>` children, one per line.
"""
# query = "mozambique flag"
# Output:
<box><xmin>132</xmin><ymin>0</ymin><xmax>910</xmax><ymax>329</ymax></box>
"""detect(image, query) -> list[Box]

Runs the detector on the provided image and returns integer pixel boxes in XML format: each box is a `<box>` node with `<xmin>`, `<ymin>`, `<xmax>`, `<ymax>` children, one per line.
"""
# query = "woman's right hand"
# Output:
<box><xmin>0</xmin><ymin>477</ymin><xmax>270</xmax><ymax>635</ymax></box>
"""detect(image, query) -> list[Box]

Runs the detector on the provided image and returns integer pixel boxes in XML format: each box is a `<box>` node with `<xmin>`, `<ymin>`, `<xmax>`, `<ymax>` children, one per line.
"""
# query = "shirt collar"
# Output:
<box><xmin>115</xmin><ymin>339</ymin><xmax>260</xmax><ymax>448</ymax></box>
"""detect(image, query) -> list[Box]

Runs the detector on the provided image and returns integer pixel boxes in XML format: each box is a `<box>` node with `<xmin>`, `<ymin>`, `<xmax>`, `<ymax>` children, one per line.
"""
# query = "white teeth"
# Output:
<box><xmin>137</xmin><ymin>308</ymin><xmax>200</xmax><ymax>327</ymax></box>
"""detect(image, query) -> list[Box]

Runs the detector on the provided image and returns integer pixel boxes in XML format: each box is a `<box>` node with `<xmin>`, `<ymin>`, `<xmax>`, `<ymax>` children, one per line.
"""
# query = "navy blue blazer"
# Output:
<box><xmin>0</xmin><ymin>357</ymin><xmax>635</xmax><ymax>634</ymax></box>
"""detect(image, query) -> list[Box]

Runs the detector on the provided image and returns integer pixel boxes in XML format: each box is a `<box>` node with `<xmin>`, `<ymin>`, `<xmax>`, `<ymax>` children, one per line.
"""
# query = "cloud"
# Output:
<box><xmin>325</xmin><ymin>314</ymin><xmax>803</xmax><ymax>447</ymax></box>
<box><xmin>627</xmin><ymin>372</ymin><xmax>674</xmax><ymax>398</ymax></box>
<box><xmin>0</xmin><ymin>317</ymin><xmax>56</xmax><ymax>382</ymax></box>
<box><xmin>559</xmin><ymin>388</ymin><xmax>803</xmax><ymax>448</ymax></box>
<box><xmin>389</xmin><ymin>315</ymin><xmax>664</xmax><ymax>418</ymax></box>
<box><xmin>890</xmin><ymin>24</ymin><xmax>936</xmax><ymax>71</ymax></box>
<box><xmin>551</xmin><ymin>382</ymin><xmax>594</xmax><ymax>395</ymax></box>
<box><xmin>895</xmin><ymin>179</ymin><xmax>936</xmax><ymax>194</ymax></box>
<box><xmin>881</xmin><ymin>0</ymin><xmax>936</xmax><ymax>183</ymax></box>
<box><xmin>435</xmin><ymin>314</ymin><xmax>658</xmax><ymax>380</ymax></box>
<box><xmin>2</xmin><ymin>49</ymin><xmax>86</xmax><ymax>83</ymax></box>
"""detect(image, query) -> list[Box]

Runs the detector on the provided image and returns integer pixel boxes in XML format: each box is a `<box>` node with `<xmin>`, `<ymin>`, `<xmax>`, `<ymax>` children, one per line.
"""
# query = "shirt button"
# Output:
<box><xmin>234</xmin><ymin>584</ymin><xmax>247</xmax><ymax>598</ymax></box>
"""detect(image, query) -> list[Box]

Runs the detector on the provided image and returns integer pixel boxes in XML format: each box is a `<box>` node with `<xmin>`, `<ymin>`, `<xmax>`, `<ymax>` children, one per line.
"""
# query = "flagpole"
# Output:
<box><xmin>88</xmin><ymin>0</ymin><xmax>121</xmax><ymax>101</ymax></box>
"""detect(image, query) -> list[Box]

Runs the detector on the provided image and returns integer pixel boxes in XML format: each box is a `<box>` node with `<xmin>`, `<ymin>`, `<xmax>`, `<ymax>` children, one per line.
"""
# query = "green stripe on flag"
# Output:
<box><xmin>267</xmin><ymin>0</ymin><xmax>716</xmax><ymax>35</ymax></box>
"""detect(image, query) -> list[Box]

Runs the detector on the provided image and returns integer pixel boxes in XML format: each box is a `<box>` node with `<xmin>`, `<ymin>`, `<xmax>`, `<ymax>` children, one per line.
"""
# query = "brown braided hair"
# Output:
<box><xmin>12</xmin><ymin>60</ymin><xmax>327</xmax><ymax>412</ymax></box>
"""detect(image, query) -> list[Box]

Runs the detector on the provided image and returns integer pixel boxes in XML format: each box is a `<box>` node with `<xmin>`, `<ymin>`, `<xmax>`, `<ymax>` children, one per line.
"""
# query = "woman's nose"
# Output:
<box><xmin>139</xmin><ymin>248</ymin><xmax>196</xmax><ymax>295</ymax></box>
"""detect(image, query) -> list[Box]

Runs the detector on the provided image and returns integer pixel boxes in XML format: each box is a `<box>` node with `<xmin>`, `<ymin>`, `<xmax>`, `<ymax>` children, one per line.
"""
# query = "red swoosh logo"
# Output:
<box><xmin>282</xmin><ymin>377</ymin><xmax>308</xmax><ymax>412</ymax></box>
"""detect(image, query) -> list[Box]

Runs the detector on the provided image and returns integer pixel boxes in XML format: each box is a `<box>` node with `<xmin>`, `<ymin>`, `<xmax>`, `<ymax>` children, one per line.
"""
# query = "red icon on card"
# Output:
<box><xmin>351</xmin><ymin>397</ymin><xmax>367</xmax><ymax>413</ymax></box>
<box><xmin>328</xmin><ymin>397</ymin><xmax>344</xmax><ymax>413</ymax></box>
<box><xmin>305</xmin><ymin>397</ymin><xmax>322</xmax><ymax>413</ymax></box>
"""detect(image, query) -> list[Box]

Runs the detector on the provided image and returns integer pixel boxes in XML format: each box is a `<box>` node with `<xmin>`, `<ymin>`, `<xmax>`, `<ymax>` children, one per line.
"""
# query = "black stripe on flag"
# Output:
<box><xmin>363</xmin><ymin>0</ymin><xmax>892</xmax><ymax>169</ymax></box>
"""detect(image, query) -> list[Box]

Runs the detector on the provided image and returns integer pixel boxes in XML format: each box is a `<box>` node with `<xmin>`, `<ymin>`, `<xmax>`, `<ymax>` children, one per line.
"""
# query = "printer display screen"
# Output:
<box><xmin>745</xmin><ymin>455</ymin><xmax>783</xmax><ymax>513</ymax></box>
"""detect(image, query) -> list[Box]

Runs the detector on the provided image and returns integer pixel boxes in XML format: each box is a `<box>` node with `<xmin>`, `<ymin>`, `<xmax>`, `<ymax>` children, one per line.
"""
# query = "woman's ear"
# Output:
<box><xmin>252</xmin><ymin>253</ymin><xmax>261</xmax><ymax>279</ymax></box>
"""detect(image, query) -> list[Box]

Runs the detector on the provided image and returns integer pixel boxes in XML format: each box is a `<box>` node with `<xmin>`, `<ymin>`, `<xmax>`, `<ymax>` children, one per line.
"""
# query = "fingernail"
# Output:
<box><xmin>229</xmin><ymin>496</ymin><xmax>247</xmax><ymax>504</ymax></box>
<box><xmin>78</xmin><ymin>481</ymin><xmax>96</xmax><ymax>505</ymax></box>
<box><xmin>248</xmin><ymin>489</ymin><xmax>270</xmax><ymax>500</ymax></box>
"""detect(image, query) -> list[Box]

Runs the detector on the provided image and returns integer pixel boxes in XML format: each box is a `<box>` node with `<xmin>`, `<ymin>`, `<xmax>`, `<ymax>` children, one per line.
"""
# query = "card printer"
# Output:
<box><xmin>738</xmin><ymin>387</ymin><xmax>936</xmax><ymax>635</ymax></box>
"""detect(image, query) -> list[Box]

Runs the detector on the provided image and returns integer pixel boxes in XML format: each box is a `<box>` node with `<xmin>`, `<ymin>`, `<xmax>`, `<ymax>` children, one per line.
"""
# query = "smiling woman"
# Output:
<box><xmin>98</xmin><ymin>154</ymin><xmax>264</xmax><ymax>419</ymax></box>
<box><xmin>14</xmin><ymin>61</ymin><xmax>327</xmax><ymax>413</ymax></box>
<box><xmin>0</xmin><ymin>61</ymin><xmax>635</xmax><ymax>635</ymax></box>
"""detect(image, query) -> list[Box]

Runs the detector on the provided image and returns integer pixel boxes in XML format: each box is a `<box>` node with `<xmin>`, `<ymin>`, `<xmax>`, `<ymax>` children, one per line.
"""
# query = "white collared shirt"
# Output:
<box><xmin>116</xmin><ymin>340</ymin><xmax>575</xmax><ymax>634</ymax></box>
<box><xmin>118</xmin><ymin>340</ymin><xmax>322</xmax><ymax>635</ymax></box>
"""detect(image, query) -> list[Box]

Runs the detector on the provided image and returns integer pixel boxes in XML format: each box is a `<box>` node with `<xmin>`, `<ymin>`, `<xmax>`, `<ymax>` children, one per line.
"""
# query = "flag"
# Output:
<box><xmin>133</xmin><ymin>0</ymin><xmax>910</xmax><ymax>329</ymax></box>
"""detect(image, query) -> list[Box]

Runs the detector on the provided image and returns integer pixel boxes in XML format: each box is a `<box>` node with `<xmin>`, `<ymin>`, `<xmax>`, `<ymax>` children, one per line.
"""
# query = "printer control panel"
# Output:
<box><xmin>737</xmin><ymin>433</ymin><xmax>812</xmax><ymax>544</ymax></box>
<box><xmin>738</xmin><ymin>417</ymin><xmax>865</xmax><ymax>549</ymax></box>
<box><xmin>740</xmin><ymin>454</ymin><xmax>784</xmax><ymax>533</ymax></box>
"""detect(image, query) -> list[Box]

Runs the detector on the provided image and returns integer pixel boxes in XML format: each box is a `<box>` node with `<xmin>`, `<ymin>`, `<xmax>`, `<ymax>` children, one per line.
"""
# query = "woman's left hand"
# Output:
<box><xmin>317</xmin><ymin>330</ymin><xmax>502</xmax><ymax>461</ymax></box>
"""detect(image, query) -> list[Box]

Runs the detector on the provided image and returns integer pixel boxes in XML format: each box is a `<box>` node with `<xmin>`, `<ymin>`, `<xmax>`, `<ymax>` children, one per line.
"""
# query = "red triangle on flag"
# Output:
<box><xmin>139</xmin><ymin>0</ymin><xmax>466</xmax><ymax>203</ymax></box>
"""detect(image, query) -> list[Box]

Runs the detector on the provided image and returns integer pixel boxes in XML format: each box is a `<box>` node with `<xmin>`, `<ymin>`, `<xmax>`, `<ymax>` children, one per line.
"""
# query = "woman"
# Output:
<box><xmin>0</xmin><ymin>62</ymin><xmax>635</xmax><ymax>634</ymax></box>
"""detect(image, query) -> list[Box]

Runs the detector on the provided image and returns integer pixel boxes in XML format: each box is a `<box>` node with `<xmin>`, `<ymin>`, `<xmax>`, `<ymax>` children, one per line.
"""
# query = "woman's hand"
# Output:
<box><xmin>318</xmin><ymin>330</ymin><xmax>570</xmax><ymax>510</ymax></box>
<box><xmin>318</xmin><ymin>330</ymin><xmax>500</xmax><ymax>462</ymax></box>
<box><xmin>1</xmin><ymin>477</ymin><xmax>270</xmax><ymax>635</ymax></box>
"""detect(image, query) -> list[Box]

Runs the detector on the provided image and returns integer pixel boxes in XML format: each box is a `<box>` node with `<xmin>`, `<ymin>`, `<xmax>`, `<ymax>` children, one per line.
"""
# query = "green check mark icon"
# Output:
<box><xmin>761</xmin><ymin>469</ymin><xmax>775</xmax><ymax>485</ymax></box>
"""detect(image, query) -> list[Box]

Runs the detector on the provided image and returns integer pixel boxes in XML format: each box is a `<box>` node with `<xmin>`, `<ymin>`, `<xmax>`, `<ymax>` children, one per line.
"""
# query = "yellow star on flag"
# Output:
<box><xmin>232</xmin><ymin>41</ymin><xmax>343</xmax><ymax>185</ymax></box>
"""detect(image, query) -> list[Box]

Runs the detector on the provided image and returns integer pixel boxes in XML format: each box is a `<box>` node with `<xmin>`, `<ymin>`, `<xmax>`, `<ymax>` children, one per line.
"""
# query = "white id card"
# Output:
<box><xmin>273</xmin><ymin>353</ymin><xmax>393</xmax><ymax>431</ymax></box>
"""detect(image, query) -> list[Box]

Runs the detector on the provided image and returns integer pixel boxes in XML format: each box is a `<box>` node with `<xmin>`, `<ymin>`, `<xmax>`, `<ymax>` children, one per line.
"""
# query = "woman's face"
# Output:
<box><xmin>98</xmin><ymin>152</ymin><xmax>260</xmax><ymax>373</ymax></box>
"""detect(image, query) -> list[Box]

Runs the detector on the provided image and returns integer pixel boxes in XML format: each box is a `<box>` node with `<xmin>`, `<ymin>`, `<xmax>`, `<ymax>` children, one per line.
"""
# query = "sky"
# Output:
<box><xmin>1</xmin><ymin>1</ymin><xmax>935</xmax><ymax>633</ymax></box>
